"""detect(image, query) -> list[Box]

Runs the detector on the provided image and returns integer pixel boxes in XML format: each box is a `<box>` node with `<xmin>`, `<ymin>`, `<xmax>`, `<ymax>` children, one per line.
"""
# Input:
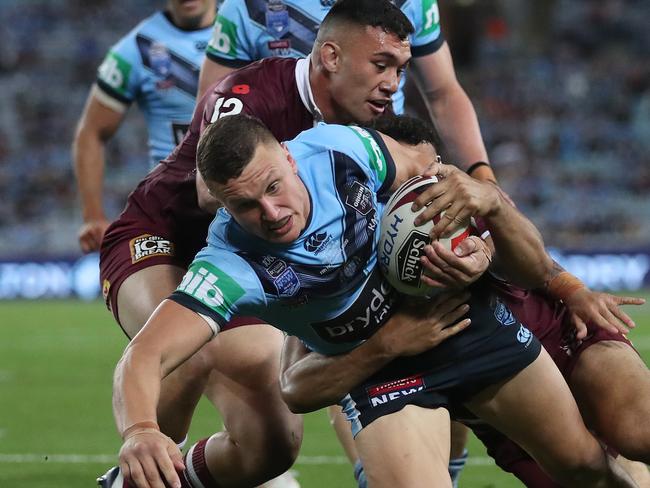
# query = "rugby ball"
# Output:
<box><xmin>378</xmin><ymin>175</ymin><xmax>471</xmax><ymax>297</ymax></box>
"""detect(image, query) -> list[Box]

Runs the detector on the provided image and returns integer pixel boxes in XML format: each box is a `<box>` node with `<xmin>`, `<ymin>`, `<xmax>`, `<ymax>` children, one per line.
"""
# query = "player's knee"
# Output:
<box><xmin>238</xmin><ymin>415</ymin><xmax>302</xmax><ymax>472</ymax></box>
<box><xmin>265</xmin><ymin>420</ymin><xmax>302</xmax><ymax>469</ymax></box>
<box><xmin>601</xmin><ymin>414</ymin><xmax>650</xmax><ymax>463</ymax></box>
<box><xmin>251</xmin><ymin>432</ymin><xmax>301</xmax><ymax>478</ymax></box>
<box><xmin>615</xmin><ymin>433</ymin><xmax>650</xmax><ymax>464</ymax></box>
<box><xmin>548</xmin><ymin>447</ymin><xmax>611</xmax><ymax>486</ymax></box>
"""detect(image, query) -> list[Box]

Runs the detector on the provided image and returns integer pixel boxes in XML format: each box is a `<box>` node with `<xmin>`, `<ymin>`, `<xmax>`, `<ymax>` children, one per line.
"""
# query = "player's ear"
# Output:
<box><xmin>281</xmin><ymin>143</ymin><xmax>298</xmax><ymax>174</ymax></box>
<box><xmin>319</xmin><ymin>40</ymin><xmax>341</xmax><ymax>73</ymax></box>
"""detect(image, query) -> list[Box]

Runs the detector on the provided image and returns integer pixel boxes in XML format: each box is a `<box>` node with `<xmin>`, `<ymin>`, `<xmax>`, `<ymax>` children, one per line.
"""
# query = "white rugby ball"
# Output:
<box><xmin>378</xmin><ymin>175</ymin><xmax>471</xmax><ymax>296</ymax></box>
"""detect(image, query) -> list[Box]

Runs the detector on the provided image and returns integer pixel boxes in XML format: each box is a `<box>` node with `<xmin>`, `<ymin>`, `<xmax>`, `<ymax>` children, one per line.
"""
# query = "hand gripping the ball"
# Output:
<box><xmin>411</xmin><ymin>162</ymin><xmax>503</xmax><ymax>239</ymax></box>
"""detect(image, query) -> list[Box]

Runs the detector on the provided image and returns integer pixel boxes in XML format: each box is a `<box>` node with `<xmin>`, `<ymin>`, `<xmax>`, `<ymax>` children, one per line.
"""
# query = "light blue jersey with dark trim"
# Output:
<box><xmin>206</xmin><ymin>0</ymin><xmax>444</xmax><ymax>114</ymax></box>
<box><xmin>171</xmin><ymin>123</ymin><xmax>398</xmax><ymax>355</ymax></box>
<box><xmin>96</xmin><ymin>11</ymin><xmax>214</xmax><ymax>167</ymax></box>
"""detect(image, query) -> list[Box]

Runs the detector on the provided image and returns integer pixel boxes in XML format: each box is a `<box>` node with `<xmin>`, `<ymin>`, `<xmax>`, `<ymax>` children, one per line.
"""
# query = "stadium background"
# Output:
<box><xmin>0</xmin><ymin>0</ymin><xmax>648</xmax><ymax>486</ymax></box>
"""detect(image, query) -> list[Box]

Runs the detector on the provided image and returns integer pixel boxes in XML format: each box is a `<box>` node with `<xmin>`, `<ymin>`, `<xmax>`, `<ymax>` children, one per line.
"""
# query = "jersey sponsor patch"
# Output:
<box><xmin>347</xmin><ymin>127</ymin><xmax>387</xmax><ymax>183</ymax></box>
<box><xmin>494</xmin><ymin>298</ymin><xmax>517</xmax><ymax>326</ymax></box>
<box><xmin>261</xmin><ymin>255</ymin><xmax>288</xmax><ymax>278</ymax></box>
<box><xmin>177</xmin><ymin>260</ymin><xmax>245</xmax><ymax>316</ymax></box>
<box><xmin>267</xmin><ymin>39</ymin><xmax>292</xmax><ymax>56</ymax></box>
<box><xmin>420</xmin><ymin>0</ymin><xmax>440</xmax><ymax>38</ymax></box>
<box><xmin>516</xmin><ymin>325</ymin><xmax>533</xmax><ymax>346</ymax></box>
<box><xmin>129</xmin><ymin>234</ymin><xmax>174</xmax><ymax>263</ymax></box>
<box><xmin>304</xmin><ymin>231</ymin><xmax>332</xmax><ymax>254</ymax></box>
<box><xmin>208</xmin><ymin>15</ymin><xmax>238</xmax><ymax>57</ymax></box>
<box><xmin>310</xmin><ymin>268</ymin><xmax>396</xmax><ymax>344</ymax></box>
<box><xmin>345</xmin><ymin>181</ymin><xmax>374</xmax><ymax>216</ymax></box>
<box><xmin>367</xmin><ymin>374</ymin><xmax>426</xmax><ymax>407</ymax></box>
<box><xmin>98</xmin><ymin>51</ymin><xmax>132</xmax><ymax>96</ymax></box>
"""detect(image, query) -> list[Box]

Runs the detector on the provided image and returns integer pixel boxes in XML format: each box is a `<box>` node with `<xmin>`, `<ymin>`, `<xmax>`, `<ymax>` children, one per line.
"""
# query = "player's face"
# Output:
<box><xmin>168</xmin><ymin>0</ymin><xmax>216</xmax><ymax>29</ymax></box>
<box><xmin>329</xmin><ymin>26</ymin><xmax>411</xmax><ymax>125</ymax></box>
<box><xmin>214</xmin><ymin>141</ymin><xmax>311</xmax><ymax>244</ymax></box>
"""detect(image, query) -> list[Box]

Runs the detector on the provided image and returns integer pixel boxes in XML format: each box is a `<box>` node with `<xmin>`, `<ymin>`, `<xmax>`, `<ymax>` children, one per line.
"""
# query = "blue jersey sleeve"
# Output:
<box><xmin>404</xmin><ymin>0</ymin><xmax>444</xmax><ymax>57</ymax></box>
<box><xmin>169</xmin><ymin>245</ymin><xmax>266</xmax><ymax>328</ymax></box>
<box><xmin>96</xmin><ymin>29</ymin><xmax>143</xmax><ymax>105</ymax></box>
<box><xmin>206</xmin><ymin>0</ymin><xmax>257</xmax><ymax>66</ymax></box>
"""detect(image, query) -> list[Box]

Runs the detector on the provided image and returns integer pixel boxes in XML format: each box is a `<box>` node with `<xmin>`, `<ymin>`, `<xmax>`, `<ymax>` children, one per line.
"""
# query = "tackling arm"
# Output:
<box><xmin>280</xmin><ymin>292</ymin><xmax>471</xmax><ymax>413</ymax></box>
<box><xmin>72</xmin><ymin>86</ymin><xmax>126</xmax><ymax>252</ymax></box>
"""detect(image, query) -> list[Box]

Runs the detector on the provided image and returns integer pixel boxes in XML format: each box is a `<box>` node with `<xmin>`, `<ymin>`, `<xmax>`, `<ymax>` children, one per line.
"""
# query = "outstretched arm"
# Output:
<box><xmin>113</xmin><ymin>300</ymin><xmax>215</xmax><ymax>488</ymax></box>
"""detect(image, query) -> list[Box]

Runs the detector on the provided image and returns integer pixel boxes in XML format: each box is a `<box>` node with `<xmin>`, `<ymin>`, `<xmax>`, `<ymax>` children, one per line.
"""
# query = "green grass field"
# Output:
<box><xmin>1</xmin><ymin>293</ymin><xmax>649</xmax><ymax>488</ymax></box>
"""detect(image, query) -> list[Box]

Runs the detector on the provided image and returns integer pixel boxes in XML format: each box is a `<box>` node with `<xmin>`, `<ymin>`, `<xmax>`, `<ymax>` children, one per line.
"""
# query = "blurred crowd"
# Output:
<box><xmin>0</xmin><ymin>0</ymin><xmax>648</xmax><ymax>257</ymax></box>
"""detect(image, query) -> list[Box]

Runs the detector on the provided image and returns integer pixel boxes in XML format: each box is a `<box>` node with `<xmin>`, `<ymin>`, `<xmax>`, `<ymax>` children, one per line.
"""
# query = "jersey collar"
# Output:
<box><xmin>295</xmin><ymin>57</ymin><xmax>324</xmax><ymax>125</ymax></box>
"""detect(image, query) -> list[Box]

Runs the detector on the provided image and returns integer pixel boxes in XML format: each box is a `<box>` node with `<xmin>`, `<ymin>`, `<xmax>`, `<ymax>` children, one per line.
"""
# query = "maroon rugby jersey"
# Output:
<box><xmin>114</xmin><ymin>57</ymin><xmax>314</xmax><ymax>263</ymax></box>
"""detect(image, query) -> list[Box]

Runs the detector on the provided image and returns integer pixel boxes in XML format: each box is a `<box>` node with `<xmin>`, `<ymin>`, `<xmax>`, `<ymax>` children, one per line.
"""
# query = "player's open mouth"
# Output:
<box><xmin>368</xmin><ymin>99</ymin><xmax>389</xmax><ymax>114</ymax></box>
<box><xmin>267</xmin><ymin>216</ymin><xmax>293</xmax><ymax>235</ymax></box>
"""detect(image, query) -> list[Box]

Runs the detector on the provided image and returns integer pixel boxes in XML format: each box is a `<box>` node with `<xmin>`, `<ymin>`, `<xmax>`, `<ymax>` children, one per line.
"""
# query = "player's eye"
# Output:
<box><xmin>374</xmin><ymin>62</ymin><xmax>387</xmax><ymax>72</ymax></box>
<box><xmin>268</xmin><ymin>181</ymin><xmax>280</xmax><ymax>194</ymax></box>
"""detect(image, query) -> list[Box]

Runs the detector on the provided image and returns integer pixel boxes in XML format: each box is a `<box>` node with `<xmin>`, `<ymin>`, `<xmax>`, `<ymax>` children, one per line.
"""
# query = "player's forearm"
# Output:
<box><xmin>112</xmin><ymin>342</ymin><xmax>163</xmax><ymax>436</ymax></box>
<box><xmin>424</xmin><ymin>87</ymin><xmax>489</xmax><ymax>174</ymax></box>
<box><xmin>280</xmin><ymin>337</ymin><xmax>393</xmax><ymax>413</ymax></box>
<box><xmin>73</xmin><ymin>130</ymin><xmax>107</xmax><ymax>221</ymax></box>
<box><xmin>485</xmin><ymin>188</ymin><xmax>553</xmax><ymax>289</ymax></box>
<box><xmin>197</xmin><ymin>58</ymin><xmax>236</xmax><ymax>98</ymax></box>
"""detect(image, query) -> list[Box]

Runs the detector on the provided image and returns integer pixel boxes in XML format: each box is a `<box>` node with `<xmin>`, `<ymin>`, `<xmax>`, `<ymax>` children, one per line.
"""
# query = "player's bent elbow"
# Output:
<box><xmin>279</xmin><ymin>377</ymin><xmax>321</xmax><ymax>414</ymax></box>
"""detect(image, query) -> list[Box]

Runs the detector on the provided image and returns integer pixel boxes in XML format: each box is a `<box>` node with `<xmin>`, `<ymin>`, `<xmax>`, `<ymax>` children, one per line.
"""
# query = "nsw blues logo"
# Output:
<box><xmin>494</xmin><ymin>298</ymin><xmax>517</xmax><ymax>326</ymax></box>
<box><xmin>274</xmin><ymin>267</ymin><xmax>300</xmax><ymax>297</ymax></box>
<box><xmin>265</xmin><ymin>0</ymin><xmax>290</xmax><ymax>37</ymax></box>
<box><xmin>149</xmin><ymin>42</ymin><xmax>172</xmax><ymax>77</ymax></box>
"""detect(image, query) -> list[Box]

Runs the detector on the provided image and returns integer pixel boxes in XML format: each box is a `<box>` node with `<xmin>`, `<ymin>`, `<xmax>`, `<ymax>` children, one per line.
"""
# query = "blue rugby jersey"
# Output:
<box><xmin>170</xmin><ymin>123</ymin><xmax>398</xmax><ymax>355</ymax></box>
<box><xmin>205</xmin><ymin>0</ymin><xmax>444</xmax><ymax>114</ymax></box>
<box><xmin>96</xmin><ymin>11</ymin><xmax>214</xmax><ymax>167</ymax></box>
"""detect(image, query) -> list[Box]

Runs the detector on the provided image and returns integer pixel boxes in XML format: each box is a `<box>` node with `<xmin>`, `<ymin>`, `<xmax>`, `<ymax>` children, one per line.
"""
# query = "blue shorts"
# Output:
<box><xmin>340</xmin><ymin>284</ymin><xmax>542</xmax><ymax>436</ymax></box>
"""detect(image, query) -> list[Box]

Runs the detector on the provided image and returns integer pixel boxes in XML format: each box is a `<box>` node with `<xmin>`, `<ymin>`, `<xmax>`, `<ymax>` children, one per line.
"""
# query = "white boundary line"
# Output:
<box><xmin>0</xmin><ymin>453</ymin><xmax>495</xmax><ymax>466</ymax></box>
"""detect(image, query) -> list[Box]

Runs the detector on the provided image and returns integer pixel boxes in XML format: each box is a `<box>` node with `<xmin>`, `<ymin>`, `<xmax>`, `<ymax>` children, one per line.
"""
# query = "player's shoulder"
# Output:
<box><xmin>209</xmin><ymin>57</ymin><xmax>299</xmax><ymax>103</ymax></box>
<box><xmin>397</xmin><ymin>0</ymin><xmax>444</xmax><ymax>53</ymax></box>
<box><xmin>296</xmin><ymin>123</ymin><xmax>381</xmax><ymax>149</ymax></box>
<box><xmin>228</xmin><ymin>57</ymin><xmax>297</xmax><ymax>83</ymax></box>
<box><xmin>289</xmin><ymin>124</ymin><xmax>386</xmax><ymax>167</ymax></box>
